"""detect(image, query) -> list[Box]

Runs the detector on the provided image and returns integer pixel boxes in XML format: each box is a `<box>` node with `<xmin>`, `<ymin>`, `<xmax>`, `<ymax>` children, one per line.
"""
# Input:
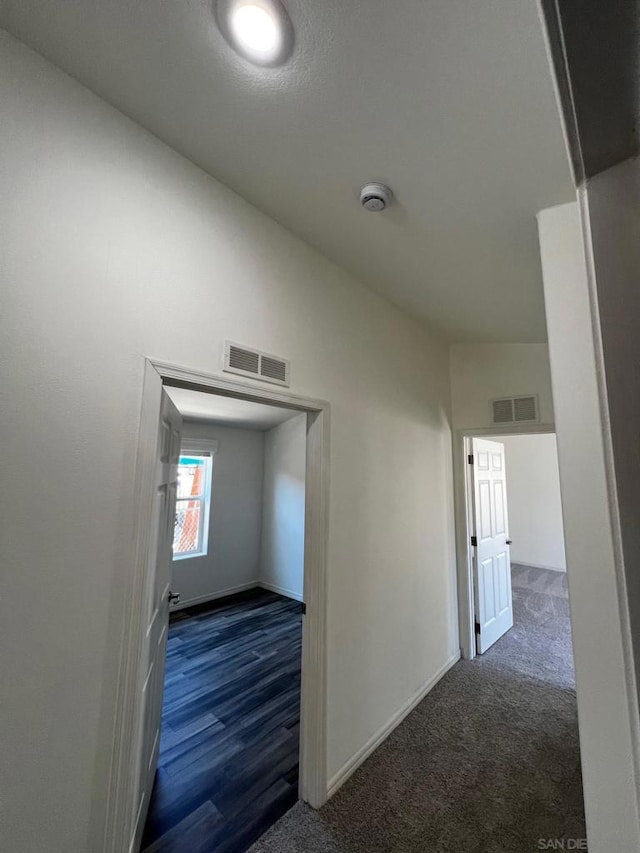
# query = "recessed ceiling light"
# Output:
<box><xmin>217</xmin><ymin>0</ymin><xmax>294</xmax><ymax>67</ymax></box>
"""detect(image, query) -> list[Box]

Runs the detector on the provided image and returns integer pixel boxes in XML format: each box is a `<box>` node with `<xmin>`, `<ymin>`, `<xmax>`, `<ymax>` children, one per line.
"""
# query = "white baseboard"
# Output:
<box><xmin>258</xmin><ymin>580</ymin><xmax>304</xmax><ymax>602</ymax></box>
<box><xmin>170</xmin><ymin>581</ymin><xmax>260</xmax><ymax>611</ymax></box>
<box><xmin>327</xmin><ymin>651</ymin><xmax>461</xmax><ymax>799</ymax></box>
<box><xmin>171</xmin><ymin>579</ymin><xmax>305</xmax><ymax>611</ymax></box>
<box><xmin>512</xmin><ymin>561</ymin><xmax>566</xmax><ymax>573</ymax></box>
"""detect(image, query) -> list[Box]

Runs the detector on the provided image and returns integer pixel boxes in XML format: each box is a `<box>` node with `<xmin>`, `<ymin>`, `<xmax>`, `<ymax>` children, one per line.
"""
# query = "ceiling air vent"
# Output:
<box><xmin>224</xmin><ymin>341</ymin><xmax>290</xmax><ymax>387</ymax></box>
<box><xmin>491</xmin><ymin>395</ymin><xmax>539</xmax><ymax>425</ymax></box>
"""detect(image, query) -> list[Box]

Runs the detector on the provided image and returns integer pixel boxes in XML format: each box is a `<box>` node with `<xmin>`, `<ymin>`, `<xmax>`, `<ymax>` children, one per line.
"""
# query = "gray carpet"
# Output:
<box><xmin>248</xmin><ymin>565</ymin><xmax>586</xmax><ymax>853</ymax></box>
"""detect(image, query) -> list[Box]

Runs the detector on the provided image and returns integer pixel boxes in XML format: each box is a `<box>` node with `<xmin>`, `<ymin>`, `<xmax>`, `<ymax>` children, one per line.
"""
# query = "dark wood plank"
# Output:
<box><xmin>141</xmin><ymin>589</ymin><xmax>302</xmax><ymax>853</ymax></box>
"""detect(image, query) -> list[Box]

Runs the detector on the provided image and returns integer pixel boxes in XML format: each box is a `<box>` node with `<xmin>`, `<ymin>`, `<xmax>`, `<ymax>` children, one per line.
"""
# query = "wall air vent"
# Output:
<box><xmin>260</xmin><ymin>355</ymin><xmax>287</xmax><ymax>384</ymax></box>
<box><xmin>224</xmin><ymin>341</ymin><xmax>290</xmax><ymax>387</ymax></box>
<box><xmin>492</xmin><ymin>398</ymin><xmax>514</xmax><ymax>424</ymax></box>
<box><xmin>490</xmin><ymin>395</ymin><xmax>539</xmax><ymax>425</ymax></box>
<box><xmin>513</xmin><ymin>395</ymin><xmax>538</xmax><ymax>422</ymax></box>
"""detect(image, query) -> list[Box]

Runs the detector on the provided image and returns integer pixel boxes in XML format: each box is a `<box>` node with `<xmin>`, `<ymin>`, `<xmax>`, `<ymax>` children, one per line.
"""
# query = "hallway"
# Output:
<box><xmin>249</xmin><ymin>566</ymin><xmax>585</xmax><ymax>853</ymax></box>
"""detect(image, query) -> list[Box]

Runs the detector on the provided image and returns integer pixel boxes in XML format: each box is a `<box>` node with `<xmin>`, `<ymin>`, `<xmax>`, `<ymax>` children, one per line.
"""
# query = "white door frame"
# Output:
<box><xmin>104</xmin><ymin>358</ymin><xmax>330</xmax><ymax>853</ymax></box>
<box><xmin>454</xmin><ymin>422</ymin><xmax>555</xmax><ymax>660</ymax></box>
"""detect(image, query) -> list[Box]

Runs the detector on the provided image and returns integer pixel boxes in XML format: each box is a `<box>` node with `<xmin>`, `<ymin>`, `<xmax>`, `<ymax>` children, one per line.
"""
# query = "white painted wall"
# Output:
<box><xmin>173</xmin><ymin>421</ymin><xmax>264</xmax><ymax>608</ymax></box>
<box><xmin>449</xmin><ymin>343</ymin><xmax>555</xmax><ymax>430</ymax></box>
<box><xmin>259</xmin><ymin>414</ymin><xmax>306</xmax><ymax>601</ymax></box>
<box><xmin>584</xmin><ymin>157</ymin><xmax>640</xmax><ymax>705</ymax></box>
<box><xmin>495</xmin><ymin>434</ymin><xmax>566</xmax><ymax>571</ymax></box>
<box><xmin>0</xmin><ymin>33</ymin><xmax>457</xmax><ymax>851</ymax></box>
<box><xmin>538</xmin><ymin>200</ymin><xmax>640</xmax><ymax>852</ymax></box>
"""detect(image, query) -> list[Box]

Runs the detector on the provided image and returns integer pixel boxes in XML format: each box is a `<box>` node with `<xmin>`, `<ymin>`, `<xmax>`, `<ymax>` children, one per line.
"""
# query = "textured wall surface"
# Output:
<box><xmin>496</xmin><ymin>433</ymin><xmax>566</xmax><ymax>571</ymax></box>
<box><xmin>538</xmin><ymin>201</ymin><xmax>640</xmax><ymax>852</ymax></box>
<box><xmin>260</xmin><ymin>414</ymin><xmax>306</xmax><ymax>601</ymax></box>
<box><xmin>449</xmin><ymin>343</ymin><xmax>555</xmax><ymax>431</ymax></box>
<box><xmin>173</xmin><ymin>421</ymin><xmax>265</xmax><ymax>607</ymax></box>
<box><xmin>0</xmin><ymin>32</ymin><xmax>457</xmax><ymax>851</ymax></box>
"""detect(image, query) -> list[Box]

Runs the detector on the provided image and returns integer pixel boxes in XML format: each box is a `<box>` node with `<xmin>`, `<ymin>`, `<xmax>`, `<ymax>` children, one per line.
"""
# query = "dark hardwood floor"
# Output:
<box><xmin>141</xmin><ymin>588</ymin><xmax>303</xmax><ymax>853</ymax></box>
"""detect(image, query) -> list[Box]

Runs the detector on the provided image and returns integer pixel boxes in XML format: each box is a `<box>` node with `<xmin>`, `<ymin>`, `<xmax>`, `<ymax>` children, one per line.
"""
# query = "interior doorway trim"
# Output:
<box><xmin>105</xmin><ymin>358</ymin><xmax>330</xmax><ymax>852</ymax></box>
<box><xmin>454</xmin><ymin>423</ymin><xmax>555</xmax><ymax>661</ymax></box>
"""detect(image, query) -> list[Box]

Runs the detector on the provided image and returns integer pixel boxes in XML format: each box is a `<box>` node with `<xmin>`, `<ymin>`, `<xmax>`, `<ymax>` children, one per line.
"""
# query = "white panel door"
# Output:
<box><xmin>132</xmin><ymin>390</ymin><xmax>182</xmax><ymax>850</ymax></box>
<box><xmin>472</xmin><ymin>437</ymin><xmax>513</xmax><ymax>654</ymax></box>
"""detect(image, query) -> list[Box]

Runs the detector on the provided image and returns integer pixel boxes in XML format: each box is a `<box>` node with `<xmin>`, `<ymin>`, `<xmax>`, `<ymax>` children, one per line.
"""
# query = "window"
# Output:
<box><xmin>172</xmin><ymin>443</ymin><xmax>215</xmax><ymax>560</ymax></box>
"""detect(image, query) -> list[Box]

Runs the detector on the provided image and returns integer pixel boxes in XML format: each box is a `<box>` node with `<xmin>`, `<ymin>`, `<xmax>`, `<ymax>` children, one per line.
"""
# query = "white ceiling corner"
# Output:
<box><xmin>0</xmin><ymin>0</ymin><xmax>574</xmax><ymax>342</ymax></box>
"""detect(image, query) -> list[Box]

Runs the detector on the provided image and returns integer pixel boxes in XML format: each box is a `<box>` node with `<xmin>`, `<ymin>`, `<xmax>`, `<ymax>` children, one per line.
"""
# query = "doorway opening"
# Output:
<box><xmin>106</xmin><ymin>360</ymin><xmax>329</xmax><ymax>853</ymax></box>
<box><xmin>459</xmin><ymin>429</ymin><xmax>571</xmax><ymax>658</ymax></box>
<box><xmin>142</xmin><ymin>387</ymin><xmax>309</xmax><ymax>851</ymax></box>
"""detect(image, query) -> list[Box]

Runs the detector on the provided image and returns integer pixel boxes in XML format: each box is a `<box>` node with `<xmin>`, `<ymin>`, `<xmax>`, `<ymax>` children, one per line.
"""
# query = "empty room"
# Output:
<box><xmin>139</xmin><ymin>386</ymin><xmax>309</xmax><ymax>851</ymax></box>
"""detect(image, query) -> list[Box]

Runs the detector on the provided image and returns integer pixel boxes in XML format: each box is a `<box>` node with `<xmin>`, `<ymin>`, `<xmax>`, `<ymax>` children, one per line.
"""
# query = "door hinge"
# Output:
<box><xmin>301</xmin><ymin>602</ymin><xmax>307</xmax><ymax>615</ymax></box>
<box><xmin>475</xmin><ymin>620</ymin><xmax>481</xmax><ymax>635</ymax></box>
<box><xmin>471</xmin><ymin>535</ymin><xmax>477</xmax><ymax>546</ymax></box>
<box><xmin>468</xmin><ymin>454</ymin><xmax>474</xmax><ymax>464</ymax></box>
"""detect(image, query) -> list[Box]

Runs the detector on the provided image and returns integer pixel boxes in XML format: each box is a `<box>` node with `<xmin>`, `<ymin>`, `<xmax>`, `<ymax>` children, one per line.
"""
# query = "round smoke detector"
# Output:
<box><xmin>359</xmin><ymin>182</ymin><xmax>393</xmax><ymax>212</ymax></box>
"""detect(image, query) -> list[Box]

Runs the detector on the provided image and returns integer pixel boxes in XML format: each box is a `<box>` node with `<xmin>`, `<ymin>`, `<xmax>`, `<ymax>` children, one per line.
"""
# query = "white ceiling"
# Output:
<box><xmin>0</xmin><ymin>0</ymin><xmax>574</xmax><ymax>342</ymax></box>
<box><xmin>165</xmin><ymin>387</ymin><xmax>300</xmax><ymax>430</ymax></box>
